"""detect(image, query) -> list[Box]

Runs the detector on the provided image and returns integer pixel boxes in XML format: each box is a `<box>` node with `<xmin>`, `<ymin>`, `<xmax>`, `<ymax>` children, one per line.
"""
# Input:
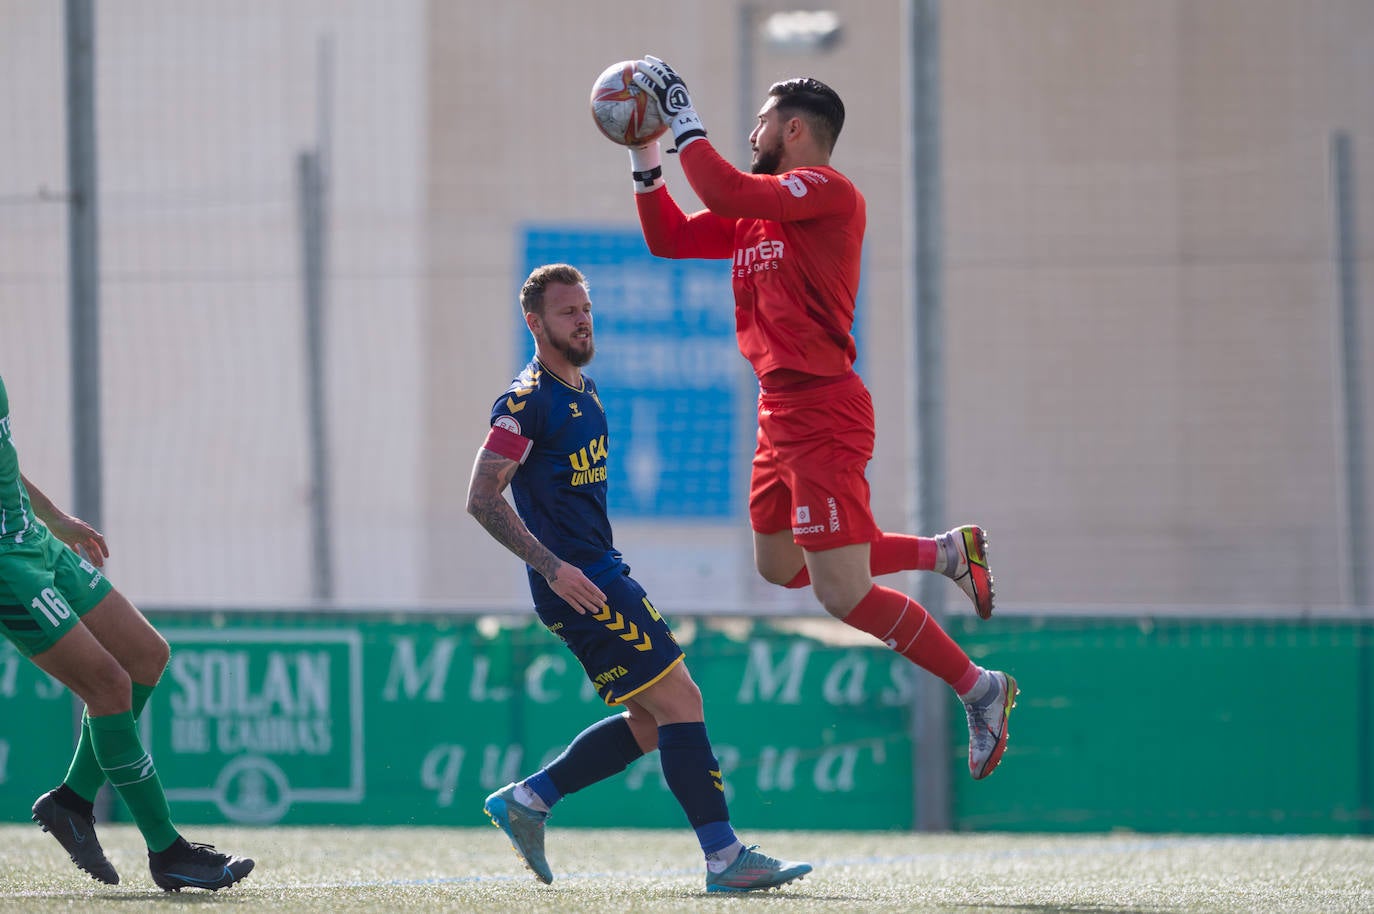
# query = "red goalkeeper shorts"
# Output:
<box><xmin>749</xmin><ymin>371</ymin><xmax>879</xmax><ymax>551</ymax></box>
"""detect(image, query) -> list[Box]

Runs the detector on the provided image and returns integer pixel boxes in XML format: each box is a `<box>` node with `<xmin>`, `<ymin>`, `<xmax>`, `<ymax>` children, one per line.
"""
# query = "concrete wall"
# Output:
<box><xmin>422</xmin><ymin>0</ymin><xmax>1374</xmax><ymax>611</ymax></box>
<box><xmin>0</xmin><ymin>1</ymin><xmax>428</xmax><ymax>605</ymax></box>
<box><xmin>0</xmin><ymin>1</ymin><xmax>1369</xmax><ymax>612</ymax></box>
<box><xmin>941</xmin><ymin>1</ymin><xmax>1374</xmax><ymax>608</ymax></box>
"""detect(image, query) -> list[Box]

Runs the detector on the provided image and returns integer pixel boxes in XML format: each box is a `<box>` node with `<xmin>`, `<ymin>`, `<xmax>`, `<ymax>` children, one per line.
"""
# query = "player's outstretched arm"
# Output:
<box><xmin>465</xmin><ymin>448</ymin><xmax>606</xmax><ymax>614</ymax></box>
<box><xmin>20</xmin><ymin>473</ymin><xmax>108</xmax><ymax>566</ymax></box>
<box><xmin>633</xmin><ymin>55</ymin><xmax>847</xmax><ymax>224</ymax></box>
<box><xmin>630</xmin><ymin>141</ymin><xmax>736</xmax><ymax>259</ymax></box>
<box><xmin>633</xmin><ymin>55</ymin><xmax>706</xmax><ymax>151</ymax></box>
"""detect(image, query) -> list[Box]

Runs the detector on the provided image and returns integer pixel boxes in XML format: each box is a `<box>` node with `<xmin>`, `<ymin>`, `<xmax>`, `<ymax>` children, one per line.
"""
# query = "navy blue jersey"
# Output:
<box><xmin>487</xmin><ymin>358</ymin><xmax>625</xmax><ymax>603</ymax></box>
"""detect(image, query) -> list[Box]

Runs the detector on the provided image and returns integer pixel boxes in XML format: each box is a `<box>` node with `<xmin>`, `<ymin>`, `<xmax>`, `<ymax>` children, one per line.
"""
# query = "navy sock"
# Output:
<box><xmin>534</xmin><ymin>714</ymin><xmax>645</xmax><ymax>806</ymax></box>
<box><xmin>523</xmin><ymin>771</ymin><xmax>561</xmax><ymax>809</ymax></box>
<box><xmin>658</xmin><ymin>721</ymin><xmax>736</xmax><ymax>855</ymax></box>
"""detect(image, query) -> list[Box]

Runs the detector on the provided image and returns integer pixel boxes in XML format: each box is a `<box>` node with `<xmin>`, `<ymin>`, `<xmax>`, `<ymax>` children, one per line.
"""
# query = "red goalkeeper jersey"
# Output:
<box><xmin>636</xmin><ymin>140</ymin><xmax>865</xmax><ymax>383</ymax></box>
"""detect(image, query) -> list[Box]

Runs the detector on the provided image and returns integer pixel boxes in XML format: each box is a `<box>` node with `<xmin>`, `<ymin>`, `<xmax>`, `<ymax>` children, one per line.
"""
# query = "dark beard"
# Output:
<box><xmin>751</xmin><ymin>143</ymin><xmax>783</xmax><ymax>175</ymax></box>
<box><xmin>555</xmin><ymin>336</ymin><xmax>594</xmax><ymax>367</ymax></box>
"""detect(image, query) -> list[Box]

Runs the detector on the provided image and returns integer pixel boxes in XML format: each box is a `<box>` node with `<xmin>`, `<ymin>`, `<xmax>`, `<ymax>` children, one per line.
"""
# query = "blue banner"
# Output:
<box><xmin>522</xmin><ymin>227</ymin><xmax>742</xmax><ymax>519</ymax></box>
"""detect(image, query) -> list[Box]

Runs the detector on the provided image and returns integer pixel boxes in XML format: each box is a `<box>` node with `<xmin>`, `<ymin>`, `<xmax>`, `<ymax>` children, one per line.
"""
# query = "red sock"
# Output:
<box><xmin>842</xmin><ymin>585</ymin><xmax>974</xmax><ymax>687</ymax></box>
<box><xmin>784</xmin><ymin>534</ymin><xmax>939</xmax><ymax>588</ymax></box>
<box><xmin>874</xmin><ymin>534</ymin><xmax>939</xmax><ymax>575</ymax></box>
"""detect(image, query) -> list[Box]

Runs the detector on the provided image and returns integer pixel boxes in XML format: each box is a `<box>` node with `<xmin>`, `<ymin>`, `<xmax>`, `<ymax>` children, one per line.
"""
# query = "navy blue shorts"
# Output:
<box><xmin>535</xmin><ymin>569</ymin><xmax>683</xmax><ymax>706</ymax></box>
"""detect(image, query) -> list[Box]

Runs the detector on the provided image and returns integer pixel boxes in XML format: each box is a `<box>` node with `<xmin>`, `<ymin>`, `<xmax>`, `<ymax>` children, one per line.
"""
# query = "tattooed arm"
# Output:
<box><xmin>465</xmin><ymin>446</ymin><xmax>605</xmax><ymax>614</ymax></box>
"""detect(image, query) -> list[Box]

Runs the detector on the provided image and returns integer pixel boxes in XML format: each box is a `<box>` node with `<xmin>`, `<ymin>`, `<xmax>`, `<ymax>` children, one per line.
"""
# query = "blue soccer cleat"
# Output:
<box><xmin>484</xmin><ymin>783</ymin><xmax>553</xmax><ymax>884</ymax></box>
<box><xmin>706</xmin><ymin>845</ymin><xmax>812</xmax><ymax>893</ymax></box>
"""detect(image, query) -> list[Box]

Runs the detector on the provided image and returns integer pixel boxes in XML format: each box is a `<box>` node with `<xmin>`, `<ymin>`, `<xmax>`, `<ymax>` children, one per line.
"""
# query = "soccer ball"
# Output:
<box><xmin>589</xmin><ymin>60</ymin><xmax>668</xmax><ymax>147</ymax></box>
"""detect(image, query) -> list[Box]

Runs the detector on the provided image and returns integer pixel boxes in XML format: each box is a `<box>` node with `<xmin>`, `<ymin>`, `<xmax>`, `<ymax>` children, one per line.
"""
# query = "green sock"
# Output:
<box><xmin>86</xmin><ymin>710</ymin><xmax>179</xmax><ymax>852</ymax></box>
<box><xmin>64</xmin><ymin>681</ymin><xmax>156</xmax><ymax>801</ymax></box>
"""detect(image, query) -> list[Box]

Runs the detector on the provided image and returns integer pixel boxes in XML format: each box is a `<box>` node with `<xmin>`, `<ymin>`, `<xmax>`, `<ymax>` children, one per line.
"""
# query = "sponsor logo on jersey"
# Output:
<box><xmin>571</xmin><ymin>465</ymin><xmax>607</xmax><ymax>486</ymax></box>
<box><xmin>828</xmin><ymin>496</ymin><xmax>841</xmax><ymax>533</ymax></box>
<box><xmin>780</xmin><ymin>169</ymin><xmax>830</xmax><ymax>198</ymax></box>
<box><xmin>78</xmin><ymin>553</ymin><xmax>105</xmax><ymax>589</ymax></box>
<box><xmin>734</xmin><ymin>239</ymin><xmax>784</xmax><ymax>278</ymax></box>
<box><xmin>568</xmin><ymin>434</ymin><xmax>609</xmax><ymax>487</ymax></box>
<box><xmin>494</xmin><ymin>415</ymin><xmax>521</xmax><ymax>435</ymax></box>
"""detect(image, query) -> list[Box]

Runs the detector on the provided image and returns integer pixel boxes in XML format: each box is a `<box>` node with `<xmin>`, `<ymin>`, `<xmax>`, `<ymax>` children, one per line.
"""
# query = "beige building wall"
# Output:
<box><xmin>425</xmin><ymin>0</ymin><xmax>1373</xmax><ymax>612</ymax></box>
<box><xmin>0</xmin><ymin>1</ymin><xmax>429</xmax><ymax>606</ymax></box>
<box><xmin>2</xmin><ymin>2</ymin><xmax>1369</xmax><ymax>613</ymax></box>
<box><xmin>421</xmin><ymin>1</ymin><xmax>924</xmax><ymax>611</ymax></box>
<box><xmin>942</xmin><ymin>1</ymin><xmax>1374</xmax><ymax>608</ymax></box>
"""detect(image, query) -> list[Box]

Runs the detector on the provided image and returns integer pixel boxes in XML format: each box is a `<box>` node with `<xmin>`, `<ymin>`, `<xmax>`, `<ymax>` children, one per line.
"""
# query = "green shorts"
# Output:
<box><xmin>0</xmin><ymin>525</ymin><xmax>113</xmax><ymax>657</ymax></box>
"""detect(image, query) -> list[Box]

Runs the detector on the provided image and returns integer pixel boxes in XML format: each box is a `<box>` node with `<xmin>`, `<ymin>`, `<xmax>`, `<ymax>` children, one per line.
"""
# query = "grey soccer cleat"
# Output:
<box><xmin>965</xmin><ymin>670</ymin><xmax>1018</xmax><ymax>779</ymax></box>
<box><xmin>484</xmin><ymin>782</ymin><xmax>553</xmax><ymax>884</ymax></box>
<box><xmin>706</xmin><ymin>845</ymin><xmax>812</xmax><ymax>893</ymax></box>
<box><xmin>940</xmin><ymin>525</ymin><xmax>996</xmax><ymax>619</ymax></box>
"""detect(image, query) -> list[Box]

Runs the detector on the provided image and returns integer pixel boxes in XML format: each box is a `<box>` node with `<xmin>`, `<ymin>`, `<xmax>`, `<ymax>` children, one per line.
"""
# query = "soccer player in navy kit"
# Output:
<box><xmin>467</xmin><ymin>264</ymin><xmax>810</xmax><ymax>893</ymax></box>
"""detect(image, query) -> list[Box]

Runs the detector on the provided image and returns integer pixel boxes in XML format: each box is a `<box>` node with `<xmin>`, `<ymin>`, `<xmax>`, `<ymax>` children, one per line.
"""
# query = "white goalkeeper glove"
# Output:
<box><xmin>633</xmin><ymin>55</ymin><xmax>706</xmax><ymax>152</ymax></box>
<box><xmin>628</xmin><ymin>140</ymin><xmax>664</xmax><ymax>193</ymax></box>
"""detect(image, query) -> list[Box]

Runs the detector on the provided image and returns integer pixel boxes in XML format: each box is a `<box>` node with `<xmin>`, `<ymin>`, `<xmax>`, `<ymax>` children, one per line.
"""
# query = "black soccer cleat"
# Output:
<box><xmin>32</xmin><ymin>787</ymin><xmax>120</xmax><ymax>885</ymax></box>
<box><xmin>148</xmin><ymin>837</ymin><xmax>254</xmax><ymax>892</ymax></box>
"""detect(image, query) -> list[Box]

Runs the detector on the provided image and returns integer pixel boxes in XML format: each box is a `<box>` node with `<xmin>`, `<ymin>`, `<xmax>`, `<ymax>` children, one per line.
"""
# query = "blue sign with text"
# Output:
<box><xmin>522</xmin><ymin>227</ymin><xmax>743</xmax><ymax>519</ymax></box>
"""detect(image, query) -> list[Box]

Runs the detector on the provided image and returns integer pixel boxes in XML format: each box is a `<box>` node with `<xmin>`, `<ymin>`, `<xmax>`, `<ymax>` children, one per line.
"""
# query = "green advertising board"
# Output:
<box><xmin>950</xmin><ymin>616</ymin><xmax>1374</xmax><ymax>834</ymax></box>
<box><xmin>142</xmin><ymin>625</ymin><xmax>365</xmax><ymax>824</ymax></box>
<box><xmin>2</xmin><ymin>611</ymin><xmax>1369</xmax><ymax>834</ymax></box>
<box><xmin>129</xmin><ymin>613</ymin><xmax>915</xmax><ymax>830</ymax></box>
<box><xmin>0</xmin><ymin>642</ymin><xmax>79</xmax><ymax>816</ymax></box>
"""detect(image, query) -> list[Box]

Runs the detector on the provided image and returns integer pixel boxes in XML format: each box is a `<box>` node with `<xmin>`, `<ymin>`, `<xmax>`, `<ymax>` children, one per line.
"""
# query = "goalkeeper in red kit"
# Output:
<box><xmin>626</xmin><ymin>57</ymin><xmax>1016</xmax><ymax>780</ymax></box>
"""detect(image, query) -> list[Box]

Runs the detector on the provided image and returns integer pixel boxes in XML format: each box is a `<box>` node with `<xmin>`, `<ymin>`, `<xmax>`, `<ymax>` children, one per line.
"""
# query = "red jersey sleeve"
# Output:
<box><xmin>679</xmin><ymin>140</ymin><xmax>858</xmax><ymax>223</ymax></box>
<box><xmin>673</xmin><ymin>141</ymin><xmax>865</xmax><ymax>382</ymax></box>
<box><xmin>635</xmin><ymin>185</ymin><xmax>735</xmax><ymax>260</ymax></box>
